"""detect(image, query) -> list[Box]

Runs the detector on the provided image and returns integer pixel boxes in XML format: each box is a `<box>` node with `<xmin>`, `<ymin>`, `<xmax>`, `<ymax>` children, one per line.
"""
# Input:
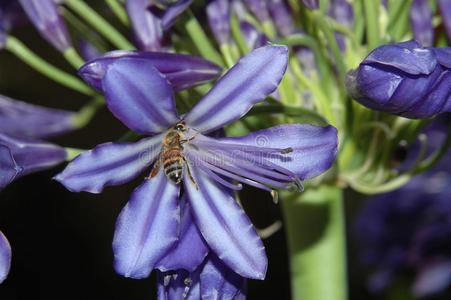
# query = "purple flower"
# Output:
<box><xmin>0</xmin><ymin>231</ymin><xmax>11</xmax><ymax>284</ymax></box>
<box><xmin>243</xmin><ymin>0</ymin><xmax>270</xmax><ymax>23</ymax></box>
<box><xmin>0</xmin><ymin>94</ymin><xmax>76</xmax><ymax>139</ymax></box>
<box><xmin>0</xmin><ymin>0</ymin><xmax>26</xmax><ymax>48</ymax></box>
<box><xmin>158</xmin><ymin>253</ymin><xmax>246</xmax><ymax>299</ymax></box>
<box><xmin>19</xmin><ymin>0</ymin><xmax>72</xmax><ymax>52</ymax></box>
<box><xmin>239</xmin><ymin>21</ymin><xmax>269</xmax><ymax>50</ymax></box>
<box><xmin>0</xmin><ymin>134</ymin><xmax>67</xmax><ymax>190</ymax></box>
<box><xmin>300</xmin><ymin>0</ymin><xmax>319</xmax><ymax>10</ymax></box>
<box><xmin>438</xmin><ymin>0</ymin><xmax>451</xmax><ymax>42</ymax></box>
<box><xmin>126</xmin><ymin>0</ymin><xmax>170</xmax><ymax>51</ymax></box>
<box><xmin>409</xmin><ymin>0</ymin><xmax>434</xmax><ymax>47</ymax></box>
<box><xmin>346</xmin><ymin>40</ymin><xmax>451</xmax><ymax>119</ymax></box>
<box><xmin>0</xmin><ymin>95</ymin><xmax>76</xmax><ymax>189</ymax></box>
<box><xmin>268</xmin><ymin>0</ymin><xmax>295</xmax><ymax>37</ymax></box>
<box><xmin>78</xmin><ymin>50</ymin><xmax>223</xmax><ymax>93</ymax></box>
<box><xmin>329</xmin><ymin>0</ymin><xmax>354</xmax><ymax>51</ymax></box>
<box><xmin>152</xmin><ymin>0</ymin><xmax>193</xmax><ymax>30</ymax></box>
<box><xmin>206</xmin><ymin>0</ymin><xmax>231</xmax><ymax>46</ymax></box>
<box><xmin>78</xmin><ymin>39</ymin><xmax>103</xmax><ymax>61</ymax></box>
<box><xmin>355</xmin><ymin>117</ymin><xmax>451</xmax><ymax>297</ymax></box>
<box><xmin>55</xmin><ymin>45</ymin><xmax>338</xmax><ymax>279</ymax></box>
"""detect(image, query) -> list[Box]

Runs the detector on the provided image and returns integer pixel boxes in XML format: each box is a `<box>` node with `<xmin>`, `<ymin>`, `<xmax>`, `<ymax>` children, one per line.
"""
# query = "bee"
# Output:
<box><xmin>146</xmin><ymin>121</ymin><xmax>198</xmax><ymax>190</ymax></box>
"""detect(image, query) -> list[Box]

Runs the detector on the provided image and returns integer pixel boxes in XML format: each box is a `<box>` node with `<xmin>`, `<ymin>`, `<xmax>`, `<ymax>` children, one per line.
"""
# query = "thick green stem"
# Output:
<box><xmin>6</xmin><ymin>36</ymin><xmax>95</xmax><ymax>96</ymax></box>
<box><xmin>64</xmin><ymin>0</ymin><xmax>134</xmax><ymax>49</ymax></box>
<box><xmin>63</xmin><ymin>47</ymin><xmax>85</xmax><ymax>69</ymax></box>
<box><xmin>281</xmin><ymin>185</ymin><xmax>347</xmax><ymax>300</ymax></box>
<box><xmin>105</xmin><ymin>0</ymin><xmax>130</xmax><ymax>26</ymax></box>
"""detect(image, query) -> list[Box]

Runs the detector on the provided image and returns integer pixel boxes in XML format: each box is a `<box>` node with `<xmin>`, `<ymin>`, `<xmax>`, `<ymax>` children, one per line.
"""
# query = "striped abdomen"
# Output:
<box><xmin>163</xmin><ymin>147</ymin><xmax>184</xmax><ymax>184</ymax></box>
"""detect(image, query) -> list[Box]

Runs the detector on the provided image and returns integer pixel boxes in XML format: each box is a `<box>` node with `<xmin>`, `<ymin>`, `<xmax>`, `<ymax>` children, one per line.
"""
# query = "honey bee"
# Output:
<box><xmin>146</xmin><ymin>121</ymin><xmax>198</xmax><ymax>190</ymax></box>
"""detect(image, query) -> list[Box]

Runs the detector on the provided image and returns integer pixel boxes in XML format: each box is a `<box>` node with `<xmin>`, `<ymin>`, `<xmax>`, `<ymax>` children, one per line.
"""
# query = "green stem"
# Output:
<box><xmin>105</xmin><ymin>0</ymin><xmax>130</xmax><ymax>26</ymax></box>
<box><xmin>281</xmin><ymin>185</ymin><xmax>347</xmax><ymax>300</ymax></box>
<box><xmin>6</xmin><ymin>36</ymin><xmax>95</xmax><ymax>96</ymax></box>
<box><xmin>63</xmin><ymin>47</ymin><xmax>85</xmax><ymax>69</ymax></box>
<box><xmin>65</xmin><ymin>147</ymin><xmax>85</xmax><ymax>160</ymax></box>
<box><xmin>219</xmin><ymin>44</ymin><xmax>235</xmax><ymax>68</ymax></box>
<box><xmin>230</xmin><ymin>14</ymin><xmax>249</xmax><ymax>55</ymax></box>
<box><xmin>64</xmin><ymin>0</ymin><xmax>134</xmax><ymax>49</ymax></box>
<box><xmin>184</xmin><ymin>10</ymin><xmax>224</xmax><ymax>66</ymax></box>
<box><xmin>72</xmin><ymin>96</ymin><xmax>105</xmax><ymax>128</ymax></box>
<box><xmin>363</xmin><ymin>0</ymin><xmax>380</xmax><ymax>50</ymax></box>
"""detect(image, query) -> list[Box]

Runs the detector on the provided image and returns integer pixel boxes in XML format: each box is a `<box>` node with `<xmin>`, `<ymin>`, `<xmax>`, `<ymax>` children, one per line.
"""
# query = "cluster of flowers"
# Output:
<box><xmin>0</xmin><ymin>0</ymin><xmax>450</xmax><ymax>298</ymax></box>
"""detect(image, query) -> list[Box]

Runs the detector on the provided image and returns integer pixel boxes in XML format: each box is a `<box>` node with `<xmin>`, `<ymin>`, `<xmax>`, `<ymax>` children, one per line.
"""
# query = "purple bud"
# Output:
<box><xmin>0</xmin><ymin>95</ymin><xmax>77</xmax><ymax>139</ymax></box>
<box><xmin>0</xmin><ymin>231</ymin><xmax>11</xmax><ymax>284</ymax></box>
<box><xmin>268</xmin><ymin>0</ymin><xmax>295</xmax><ymax>37</ymax></box>
<box><xmin>78</xmin><ymin>39</ymin><xmax>103</xmax><ymax>62</ymax></box>
<box><xmin>78</xmin><ymin>50</ymin><xmax>223</xmax><ymax>92</ymax></box>
<box><xmin>243</xmin><ymin>0</ymin><xmax>270</xmax><ymax>23</ymax></box>
<box><xmin>206</xmin><ymin>0</ymin><xmax>231</xmax><ymax>46</ymax></box>
<box><xmin>161</xmin><ymin>0</ymin><xmax>193</xmax><ymax>30</ymax></box>
<box><xmin>239</xmin><ymin>21</ymin><xmax>269</xmax><ymax>50</ymax></box>
<box><xmin>409</xmin><ymin>0</ymin><xmax>434</xmax><ymax>46</ymax></box>
<box><xmin>438</xmin><ymin>0</ymin><xmax>451</xmax><ymax>42</ymax></box>
<box><xmin>300</xmin><ymin>0</ymin><xmax>319</xmax><ymax>10</ymax></box>
<box><xmin>126</xmin><ymin>0</ymin><xmax>170</xmax><ymax>51</ymax></box>
<box><xmin>0</xmin><ymin>1</ymin><xmax>27</xmax><ymax>48</ymax></box>
<box><xmin>0</xmin><ymin>134</ymin><xmax>67</xmax><ymax>190</ymax></box>
<box><xmin>346</xmin><ymin>40</ymin><xmax>451</xmax><ymax>119</ymax></box>
<box><xmin>19</xmin><ymin>0</ymin><xmax>72</xmax><ymax>52</ymax></box>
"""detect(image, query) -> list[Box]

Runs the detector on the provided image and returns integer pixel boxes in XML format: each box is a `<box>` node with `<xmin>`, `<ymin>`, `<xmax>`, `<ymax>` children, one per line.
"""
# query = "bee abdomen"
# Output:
<box><xmin>163</xmin><ymin>152</ymin><xmax>184</xmax><ymax>184</ymax></box>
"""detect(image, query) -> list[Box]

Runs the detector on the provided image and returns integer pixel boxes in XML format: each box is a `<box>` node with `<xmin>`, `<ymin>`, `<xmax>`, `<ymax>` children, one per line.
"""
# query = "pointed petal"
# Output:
<box><xmin>0</xmin><ymin>231</ymin><xmax>11</xmax><ymax>283</ymax></box>
<box><xmin>184</xmin><ymin>45</ymin><xmax>288</xmax><ymax>133</ymax></box>
<box><xmin>156</xmin><ymin>194</ymin><xmax>209</xmax><ymax>272</ymax></box>
<box><xmin>103</xmin><ymin>58</ymin><xmax>179</xmax><ymax>134</ymax></box>
<box><xmin>0</xmin><ymin>94</ymin><xmax>76</xmax><ymax>139</ymax></box>
<box><xmin>79</xmin><ymin>50</ymin><xmax>222</xmax><ymax>93</ymax></box>
<box><xmin>55</xmin><ymin>135</ymin><xmax>162</xmax><ymax>193</ymax></box>
<box><xmin>184</xmin><ymin>166</ymin><xmax>267</xmax><ymax>279</ymax></box>
<box><xmin>113</xmin><ymin>171</ymin><xmax>180</xmax><ymax>279</ymax></box>
<box><xmin>200</xmin><ymin>253</ymin><xmax>247</xmax><ymax>299</ymax></box>
<box><xmin>160</xmin><ymin>0</ymin><xmax>193</xmax><ymax>30</ymax></box>
<box><xmin>0</xmin><ymin>144</ymin><xmax>18</xmax><ymax>190</ymax></box>
<box><xmin>216</xmin><ymin>124</ymin><xmax>338</xmax><ymax>180</ymax></box>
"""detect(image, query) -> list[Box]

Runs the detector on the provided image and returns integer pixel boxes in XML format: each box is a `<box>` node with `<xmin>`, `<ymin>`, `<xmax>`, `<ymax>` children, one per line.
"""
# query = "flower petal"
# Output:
<box><xmin>409</xmin><ymin>0</ymin><xmax>434</xmax><ymax>46</ymax></box>
<box><xmin>200</xmin><ymin>253</ymin><xmax>247</xmax><ymax>299</ymax></box>
<box><xmin>216</xmin><ymin>124</ymin><xmax>338</xmax><ymax>180</ymax></box>
<box><xmin>184</xmin><ymin>166</ymin><xmax>267</xmax><ymax>279</ymax></box>
<box><xmin>0</xmin><ymin>231</ymin><xmax>11</xmax><ymax>283</ymax></box>
<box><xmin>0</xmin><ymin>133</ymin><xmax>67</xmax><ymax>179</ymax></box>
<box><xmin>55</xmin><ymin>135</ymin><xmax>162</xmax><ymax>193</ymax></box>
<box><xmin>113</xmin><ymin>171</ymin><xmax>180</xmax><ymax>279</ymax></box>
<box><xmin>157</xmin><ymin>269</ymin><xmax>201</xmax><ymax>300</ymax></box>
<box><xmin>184</xmin><ymin>45</ymin><xmax>288</xmax><ymax>133</ymax></box>
<box><xmin>160</xmin><ymin>0</ymin><xmax>193</xmax><ymax>30</ymax></box>
<box><xmin>79</xmin><ymin>50</ymin><xmax>222</xmax><ymax>93</ymax></box>
<box><xmin>362</xmin><ymin>40</ymin><xmax>436</xmax><ymax>75</ymax></box>
<box><xmin>413</xmin><ymin>260</ymin><xmax>451</xmax><ymax>297</ymax></box>
<box><xmin>103</xmin><ymin>58</ymin><xmax>179</xmax><ymax>134</ymax></box>
<box><xmin>155</xmin><ymin>194</ymin><xmax>209</xmax><ymax>272</ymax></box>
<box><xmin>0</xmin><ymin>94</ymin><xmax>76</xmax><ymax>139</ymax></box>
<box><xmin>0</xmin><ymin>144</ymin><xmax>18</xmax><ymax>190</ymax></box>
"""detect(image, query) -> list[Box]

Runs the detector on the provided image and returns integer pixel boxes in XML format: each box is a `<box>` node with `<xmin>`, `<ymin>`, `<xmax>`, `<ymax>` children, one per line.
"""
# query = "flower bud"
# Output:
<box><xmin>409</xmin><ymin>0</ymin><xmax>434</xmax><ymax>46</ymax></box>
<box><xmin>206</xmin><ymin>0</ymin><xmax>231</xmax><ymax>46</ymax></box>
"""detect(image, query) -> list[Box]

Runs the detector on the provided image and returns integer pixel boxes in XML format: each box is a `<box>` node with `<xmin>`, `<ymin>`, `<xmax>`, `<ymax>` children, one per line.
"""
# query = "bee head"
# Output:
<box><xmin>174</xmin><ymin>122</ymin><xmax>186</xmax><ymax>131</ymax></box>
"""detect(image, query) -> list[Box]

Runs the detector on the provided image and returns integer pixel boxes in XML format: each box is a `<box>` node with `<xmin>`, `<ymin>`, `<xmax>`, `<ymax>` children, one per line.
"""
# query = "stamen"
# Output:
<box><xmin>195</xmin><ymin>161</ymin><xmax>243</xmax><ymax>191</ymax></box>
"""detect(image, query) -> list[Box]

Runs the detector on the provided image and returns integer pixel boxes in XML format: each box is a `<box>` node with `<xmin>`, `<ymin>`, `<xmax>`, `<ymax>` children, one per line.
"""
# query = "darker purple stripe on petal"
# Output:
<box><xmin>113</xmin><ymin>171</ymin><xmax>180</xmax><ymax>279</ymax></box>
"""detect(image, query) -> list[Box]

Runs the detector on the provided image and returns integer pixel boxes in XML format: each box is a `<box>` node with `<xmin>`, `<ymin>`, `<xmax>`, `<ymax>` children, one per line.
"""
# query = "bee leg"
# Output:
<box><xmin>145</xmin><ymin>159</ymin><xmax>161</xmax><ymax>179</ymax></box>
<box><xmin>183</xmin><ymin>157</ymin><xmax>198</xmax><ymax>190</ymax></box>
<box><xmin>181</xmin><ymin>132</ymin><xmax>199</xmax><ymax>144</ymax></box>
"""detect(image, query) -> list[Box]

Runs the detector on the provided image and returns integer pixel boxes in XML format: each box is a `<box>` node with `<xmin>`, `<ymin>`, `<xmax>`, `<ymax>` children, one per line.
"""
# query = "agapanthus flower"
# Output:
<box><xmin>0</xmin><ymin>0</ymin><xmax>26</xmax><ymax>48</ymax></box>
<box><xmin>346</xmin><ymin>40</ymin><xmax>451</xmax><ymax>119</ymax></box>
<box><xmin>0</xmin><ymin>95</ymin><xmax>76</xmax><ymax>190</ymax></box>
<box><xmin>126</xmin><ymin>0</ymin><xmax>170</xmax><ymax>52</ymax></box>
<box><xmin>152</xmin><ymin>0</ymin><xmax>193</xmax><ymax>30</ymax></box>
<box><xmin>354</xmin><ymin>116</ymin><xmax>451</xmax><ymax>297</ymax></box>
<box><xmin>329</xmin><ymin>0</ymin><xmax>354</xmax><ymax>51</ymax></box>
<box><xmin>206</xmin><ymin>0</ymin><xmax>231</xmax><ymax>46</ymax></box>
<box><xmin>0</xmin><ymin>230</ymin><xmax>11</xmax><ymax>284</ymax></box>
<box><xmin>55</xmin><ymin>45</ymin><xmax>338</xmax><ymax>279</ymax></box>
<box><xmin>409</xmin><ymin>0</ymin><xmax>434</xmax><ymax>47</ymax></box>
<box><xmin>78</xmin><ymin>50</ymin><xmax>223</xmax><ymax>93</ymax></box>
<box><xmin>19</xmin><ymin>0</ymin><xmax>72</xmax><ymax>53</ymax></box>
<box><xmin>438</xmin><ymin>0</ymin><xmax>451</xmax><ymax>41</ymax></box>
